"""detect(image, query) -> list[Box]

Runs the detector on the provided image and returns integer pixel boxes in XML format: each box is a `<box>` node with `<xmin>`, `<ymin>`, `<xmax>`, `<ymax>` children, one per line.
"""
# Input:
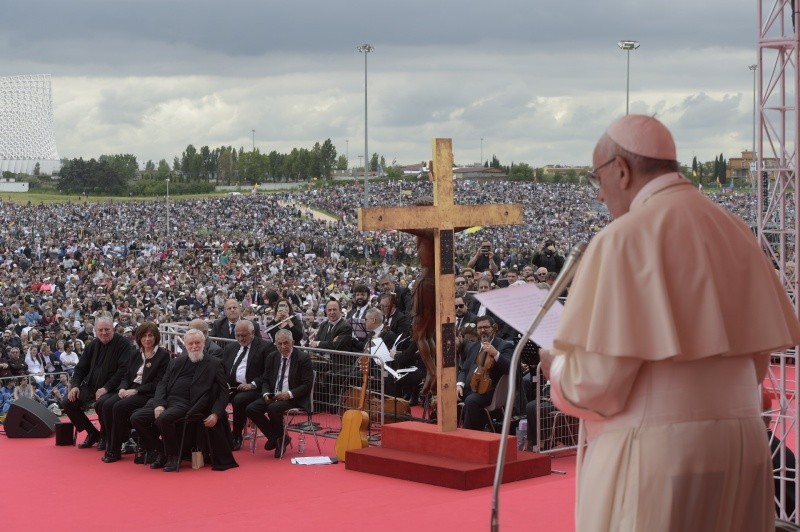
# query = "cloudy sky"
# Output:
<box><xmin>0</xmin><ymin>0</ymin><xmax>767</xmax><ymax>169</ymax></box>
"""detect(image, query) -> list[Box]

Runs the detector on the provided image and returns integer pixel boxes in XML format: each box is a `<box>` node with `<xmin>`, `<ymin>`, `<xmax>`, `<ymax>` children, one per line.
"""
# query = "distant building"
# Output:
<box><xmin>541</xmin><ymin>164</ymin><xmax>591</xmax><ymax>177</ymax></box>
<box><xmin>453</xmin><ymin>166</ymin><xmax>507</xmax><ymax>179</ymax></box>
<box><xmin>0</xmin><ymin>74</ymin><xmax>61</xmax><ymax>175</ymax></box>
<box><xmin>726</xmin><ymin>150</ymin><xmax>778</xmax><ymax>183</ymax></box>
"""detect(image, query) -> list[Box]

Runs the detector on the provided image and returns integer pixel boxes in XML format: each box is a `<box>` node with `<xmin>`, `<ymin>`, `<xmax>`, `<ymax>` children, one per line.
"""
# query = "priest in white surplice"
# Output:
<box><xmin>541</xmin><ymin>114</ymin><xmax>800</xmax><ymax>532</ymax></box>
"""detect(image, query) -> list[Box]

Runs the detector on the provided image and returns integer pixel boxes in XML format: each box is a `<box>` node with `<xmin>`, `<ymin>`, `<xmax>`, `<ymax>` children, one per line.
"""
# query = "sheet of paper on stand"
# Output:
<box><xmin>369</xmin><ymin>338</ymin><xmax>393</xmax><ymax>363</ymax></box>
<box><xmin>474</xmin><ymin>283</ymin><xmax>563</xmax><ymax>349</ymax></box>
<box><xmin>384</xmin><ymin>366</ymin><xmax>417</xmax><ymax>381</ymax></box>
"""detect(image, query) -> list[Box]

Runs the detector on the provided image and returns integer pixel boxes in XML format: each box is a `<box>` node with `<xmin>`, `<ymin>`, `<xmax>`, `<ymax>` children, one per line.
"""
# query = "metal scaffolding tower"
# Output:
<box><xmin>757</xmin><ymin>0</ymin><xmax>800</xmax><ymax>522</ymax></box>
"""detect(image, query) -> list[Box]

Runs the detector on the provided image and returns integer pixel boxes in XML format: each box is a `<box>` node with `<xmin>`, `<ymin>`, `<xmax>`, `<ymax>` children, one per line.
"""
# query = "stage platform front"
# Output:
<box><xmin>345</xmin><ymin>421</ymin><xmax>551</xmax><ymax>490</ymax></box>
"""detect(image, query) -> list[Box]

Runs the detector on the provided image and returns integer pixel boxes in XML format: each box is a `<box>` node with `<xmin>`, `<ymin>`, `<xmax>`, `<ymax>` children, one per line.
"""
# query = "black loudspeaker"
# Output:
<box><xmin>4</xmin><ymin>397</ymin><xmax>60</xmax><ymax>438</ymax></box>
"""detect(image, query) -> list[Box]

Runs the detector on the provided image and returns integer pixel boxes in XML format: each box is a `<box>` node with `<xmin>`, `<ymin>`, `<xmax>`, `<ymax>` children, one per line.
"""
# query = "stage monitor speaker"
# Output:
<box><xmin>4</xmin><ymin>397</ymin><xmax>60</xmax><ymax>438</ymax></box>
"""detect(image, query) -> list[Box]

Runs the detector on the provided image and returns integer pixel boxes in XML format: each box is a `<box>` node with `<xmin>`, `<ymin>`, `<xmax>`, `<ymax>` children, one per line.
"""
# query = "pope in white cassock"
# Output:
<box><xmin>541</xmin><ymin>114</ymin><xmax>800</xmax><ymax>532</ymax></box>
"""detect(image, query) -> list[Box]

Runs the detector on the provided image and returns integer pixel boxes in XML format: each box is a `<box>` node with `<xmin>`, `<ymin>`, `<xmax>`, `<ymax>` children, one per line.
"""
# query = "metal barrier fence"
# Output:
<box><xmin>533</xmin><ymin>363</ymin><xmax>580</xmax><ymax>454</ymax></box>
<box><xmin>158</xmin><ymin>325</ymin><xmax>421</xmax><ymax>446</ymax></box>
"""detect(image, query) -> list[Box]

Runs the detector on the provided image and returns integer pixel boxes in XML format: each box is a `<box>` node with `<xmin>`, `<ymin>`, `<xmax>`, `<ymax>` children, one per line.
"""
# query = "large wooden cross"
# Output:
<box><xmin>358</xmin><ymin>138</ymin><xmax>523</xmax><ymax>431</ymax></box>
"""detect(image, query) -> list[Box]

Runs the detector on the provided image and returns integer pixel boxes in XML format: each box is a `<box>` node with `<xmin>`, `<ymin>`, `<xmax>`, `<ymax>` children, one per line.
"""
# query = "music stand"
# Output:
<box><xmin>349</xmin><ymin>318</ymin><xmax>368</xmax><ymax>341</ymax></box>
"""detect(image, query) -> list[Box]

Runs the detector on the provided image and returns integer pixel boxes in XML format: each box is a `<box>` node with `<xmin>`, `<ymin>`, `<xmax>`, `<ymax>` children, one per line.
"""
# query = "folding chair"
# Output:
<box><xmin>483</xmin><ymin>375</ymin><xmax>509</xmax><ymax>433</ymax></box>
<box><xmin>279</xmin><ymin>371</ymin><xmax>322</xmax><ymax>459</ymax></box>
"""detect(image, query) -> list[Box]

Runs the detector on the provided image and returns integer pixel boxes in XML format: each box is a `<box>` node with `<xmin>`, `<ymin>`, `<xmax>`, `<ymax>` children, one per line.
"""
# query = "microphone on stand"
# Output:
<box><xmin>489</xmin><ymin>241</ymin><xmax>588</xmax><ymax>532</ymax></box>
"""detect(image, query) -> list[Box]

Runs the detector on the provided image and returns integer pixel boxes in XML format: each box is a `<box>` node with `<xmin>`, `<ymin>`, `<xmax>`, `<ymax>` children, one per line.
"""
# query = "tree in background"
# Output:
<box><xmin>507</xmin><ymin>162</ymin><xmax>534</xmax><ymax>181</ymax></box>
<box><xmin>99</xmin><ymin>154</ymin><xmax>138</xmax><ymax>182</ymax></box>
<box><xmin>59</xmin><ymin>158</ymin><xmax>128</xmax><ymax>196</ymax></box>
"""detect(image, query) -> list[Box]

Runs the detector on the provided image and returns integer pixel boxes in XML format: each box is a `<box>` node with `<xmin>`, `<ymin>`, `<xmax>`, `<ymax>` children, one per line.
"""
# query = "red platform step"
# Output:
<box><xmin>345</xmin><ymin>421</ymin><xmax>551</xmax><ymax>490</ymax></box>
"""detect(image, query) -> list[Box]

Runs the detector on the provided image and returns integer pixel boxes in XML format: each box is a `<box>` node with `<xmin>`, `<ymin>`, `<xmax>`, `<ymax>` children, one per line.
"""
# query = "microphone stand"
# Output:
<box><xmin>490</xmin><ymin>242</ymin><xmax>587</xmax><ymax>532</ymax></box>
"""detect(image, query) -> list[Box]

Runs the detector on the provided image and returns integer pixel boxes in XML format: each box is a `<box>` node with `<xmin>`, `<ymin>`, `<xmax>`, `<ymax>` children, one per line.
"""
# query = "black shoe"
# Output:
<box><xmin>149</xmin><ymin>453</ymin><xmax>166</xmax><ymax>469</ymax></box>
<box><xmin>138</xmin><ymin>451</ymin><xmax>156</xmax><ymax>465</ymax></box>
<box><xmin>78</xmin><ymin>431</ymin><xmax>101</xmax><ymax>449</ymax></box>
<box><xmin>134</xmin><ymin>452</ymin><xmax>147</xmax><ymax>465</ymax></box>
<box><xmin>163</xmin><ymin>456</ymin><xmax>179</xmax><ymax>472</ymax></box>
<box><xmin>264</xmin><ymin>438</ymin><xmax>277</xmax><ymax>451</ymax></box>
<box><xmin>102</xmin><ymin>452</ymin><xmax>121</xmax><ymax>463</ymax></box>
<box><xmin>96</xmin><ymin>437</ymin><xmax>107</xmax><ymax>451</ymax></box>
<box><xmin>232</xmin><ymin>436</ymin><xmax>243</xmax><ymax>451</ymax></box>
<box><xmin>274</xmin><ymin>435</ymin><xmax>292</xmax><ymax>458</ymax></box>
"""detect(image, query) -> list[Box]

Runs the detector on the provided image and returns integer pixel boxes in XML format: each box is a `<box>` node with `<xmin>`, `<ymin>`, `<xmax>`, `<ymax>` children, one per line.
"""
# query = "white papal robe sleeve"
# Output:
<box><xmin>549</xmin><ymin>347</ymin><xmax>642</xmax><ymax>421</ymax></box>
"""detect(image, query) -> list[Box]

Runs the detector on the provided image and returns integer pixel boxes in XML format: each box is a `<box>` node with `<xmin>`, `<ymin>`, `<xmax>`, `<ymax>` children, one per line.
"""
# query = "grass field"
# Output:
<box><xmin>1</xmin><ymin>190</ymin><xmax>232</xmax><ymax>205</ymax></box>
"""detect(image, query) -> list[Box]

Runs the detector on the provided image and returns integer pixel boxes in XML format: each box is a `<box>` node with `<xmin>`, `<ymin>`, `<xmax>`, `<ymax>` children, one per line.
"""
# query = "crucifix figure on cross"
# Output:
<box><xmin>358</xmin><ymin>138</ymin><xmax>523</xmax><ymax>431</ymax></box>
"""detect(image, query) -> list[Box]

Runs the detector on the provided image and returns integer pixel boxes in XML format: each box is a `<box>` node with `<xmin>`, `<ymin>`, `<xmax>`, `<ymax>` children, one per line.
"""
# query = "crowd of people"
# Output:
<box><xmin>0</xmin><ymin>180</ymin><xmax>763</xmax><ymax>469</ymax></box>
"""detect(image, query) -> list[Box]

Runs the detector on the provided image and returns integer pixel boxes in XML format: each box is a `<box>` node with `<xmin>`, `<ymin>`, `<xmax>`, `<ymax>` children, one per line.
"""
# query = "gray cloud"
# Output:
<box><xmin>0</xmin><ymin>0</ymin><xmax>764</xmax><ymax>167</ymax></box>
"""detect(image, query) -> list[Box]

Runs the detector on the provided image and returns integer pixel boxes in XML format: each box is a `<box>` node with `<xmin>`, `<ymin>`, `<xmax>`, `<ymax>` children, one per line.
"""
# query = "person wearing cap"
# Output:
<box><xmin>540</xmin><ymin>114</ymin><xmax>800</xmax><ymax>531</ymax></box>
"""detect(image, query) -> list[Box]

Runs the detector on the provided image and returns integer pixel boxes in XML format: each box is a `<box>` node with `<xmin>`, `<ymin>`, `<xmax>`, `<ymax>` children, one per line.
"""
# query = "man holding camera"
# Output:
<box><xmin>467</xmin><ymin>240</ymin><xmax>499</xmax><ymax>275</ymax></box>
<box><xmin>532</xmin><ymin>239</ymin><xmax>565</xmax><ymax>274</ymax></box>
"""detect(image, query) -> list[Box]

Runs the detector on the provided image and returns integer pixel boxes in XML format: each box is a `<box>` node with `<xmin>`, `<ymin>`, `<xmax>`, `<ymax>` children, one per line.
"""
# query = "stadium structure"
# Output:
<box><xmin>0</xmin><ymin>74</ymin><xmax>60</xmax><ymax>175</ymax></box>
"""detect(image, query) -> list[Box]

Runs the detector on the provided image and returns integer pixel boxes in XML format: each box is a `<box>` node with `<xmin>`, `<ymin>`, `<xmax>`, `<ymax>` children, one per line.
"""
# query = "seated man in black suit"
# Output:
<box><xmin>308</xmin><ymin>298</ymin><xmax>355</xmax><ymax>405</ymax></box>
<box><xmin>378</xmin><ymin>273</ymin><xmax>412</xmax><ymax>315</ymax></box>
<box><xmin>130</xmin><ymin>329</ymin><xmax>232</xmax><ymax>472</ymax></box>
<box><xmin>346</xmin><ymin>284</ymin><xmax>371</xmax><ymax>322</ymax></box>
<box><xmin>223</xmin><ymin>320</ymin><xmax>272</xmax><ymax>450</ymax></box>
<box><xmin>456</xmin><ymin>315</ymin><xmax>514</xmax><ymax>431</ymax></box>
<box><xmin>246</xmin><ymin>329</ymin><xmax>313</xmax><ymax>458</ymax></box>
<box><xmin>62</xmin><ymin>315</ymin><xmax>132</xmax><ymax>449</ymax></box>
<box><xmin>378</xmin><ymin>292</ymin><xmax>410</xmax><ymax>351</ymax></box>
<box><xmin>454</xmin><ymin>295</ymin><xmax>478</xmax><ymax>331</ymax></box>
<box><xmin>183</xmin><ymin>318</ymin><xmax>223</xmax><ymax>359</ymax></box>
<box><xmin>210</xmin><ymin>298</ymin><xmax>261</xmax><ymax>341</ymax></box>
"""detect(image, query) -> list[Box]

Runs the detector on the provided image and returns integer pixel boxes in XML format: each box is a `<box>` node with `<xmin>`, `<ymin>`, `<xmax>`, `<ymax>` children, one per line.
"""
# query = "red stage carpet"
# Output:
<box><xmin>0</xmin><ymin>433</ymin><xmax>576</xmax><ymax>531</ymax></box>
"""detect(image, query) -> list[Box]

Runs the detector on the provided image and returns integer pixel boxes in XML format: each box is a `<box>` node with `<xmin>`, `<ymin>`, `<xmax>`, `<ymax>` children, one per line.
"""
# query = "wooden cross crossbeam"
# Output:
<box><xmin>358</xmin><ymin>138</ymin><xmax>523</xmax><ymax>431</ymax></box>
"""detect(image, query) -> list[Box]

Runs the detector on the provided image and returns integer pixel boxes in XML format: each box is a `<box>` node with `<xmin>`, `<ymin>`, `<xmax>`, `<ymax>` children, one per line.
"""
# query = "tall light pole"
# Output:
<box><xmin>251</xmin><ymin>129</ymin><xmax>255</xmax><ymax>151</ymax></box>
<box><xmin>749</xmin><ymin>64</ymin><xmax>758</xmax><ymax>161</ymax></box>
<box><xmin>346</xmin><ymin>138</ymin><xmax>349</xmax><ymax>169</ymax></box>
<box><xmin>618</xmin><ymin>40</ymin><xmax>640</xmax><ymax>115</ymax></box>
<box><xmin>357</xmin><ymin>43</ymin><xmax>374</xmax><ymax>207</ymax></box>
<box><xmin>165</xmin><ymin>178</ymin><xmax>170</xmax><ymax>242</ymax></box>
<box><xmin>480</xmin><ymin>137</ymin><xmax>484</xmax><ymax>166</ymax></box>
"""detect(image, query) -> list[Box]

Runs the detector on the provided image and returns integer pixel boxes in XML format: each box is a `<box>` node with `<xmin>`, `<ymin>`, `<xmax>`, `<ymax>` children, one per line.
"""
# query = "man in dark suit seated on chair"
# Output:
<box><xmin>456</xmin><ymin>315</ymin><xmax>513</xmax><ymax>431</ymax></box>
<box><xmin>182</xmin><ymin>318</ymin><xmax>223</xmax><ymax>359</ymax></box>
<box><xmin>308</xmin><ymin>298</ymin><xmax>354</xmax><ymax>407</ymax></box>
<box><xmin>130</xmin><ymin>329</ymin><xmax>234</xmax><ymax>472</ymax></box>
<box><xmin>62</xmin><ymin>314</ymin><xmax>132</xmax><ymax>449</ymax></box>
<box><xmin>246</xmin><ymin>329</ymin><xmax>313</xmax><ymax>458</ymax></box>
<box><xmin>210</xmin><ymin>298</ymin><xmax>261</xmax><ymax>341</ymax></box>
<box><xmin>223</xmin><ymin>320</ymin><xmax>273</xmax><ymax>450</ymax></box>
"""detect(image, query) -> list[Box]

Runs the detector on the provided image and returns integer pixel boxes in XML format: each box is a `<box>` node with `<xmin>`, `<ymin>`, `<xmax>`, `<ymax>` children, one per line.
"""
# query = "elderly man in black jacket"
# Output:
<box><xmin>223</xmin><ymin>320</ymin><xmax>273</xmax><ymax>450</ymax></box>
<box><xmin>62</xmin><ymin>314</ymin><xmax>132</xmax><ymax>449</ymax></box>
<box><xmin>130</xmin><ymin>328</ymin><xmax>233</xmax><ymax>472</ymax></box>
<box><xmin>246</xmin><ymin>329</ymin><xmax>313</xmax><ymax>458</ymax></box>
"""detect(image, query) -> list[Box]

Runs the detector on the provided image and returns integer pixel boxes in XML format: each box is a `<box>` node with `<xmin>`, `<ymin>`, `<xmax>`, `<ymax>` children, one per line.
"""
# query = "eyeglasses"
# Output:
<box><xmin>587</xmin><ymin>157</ymin><xmax>616</xmax><ymax>189</ymax></box>
<box><xmin>455</xmin><ymin>304</ymin><xmax>465</xmax><ymax>308</ymax></box>
<box><xmin>455</xmin><ymin>281</ymin><xmax>466</xmax><ymax>285</ymax></box>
